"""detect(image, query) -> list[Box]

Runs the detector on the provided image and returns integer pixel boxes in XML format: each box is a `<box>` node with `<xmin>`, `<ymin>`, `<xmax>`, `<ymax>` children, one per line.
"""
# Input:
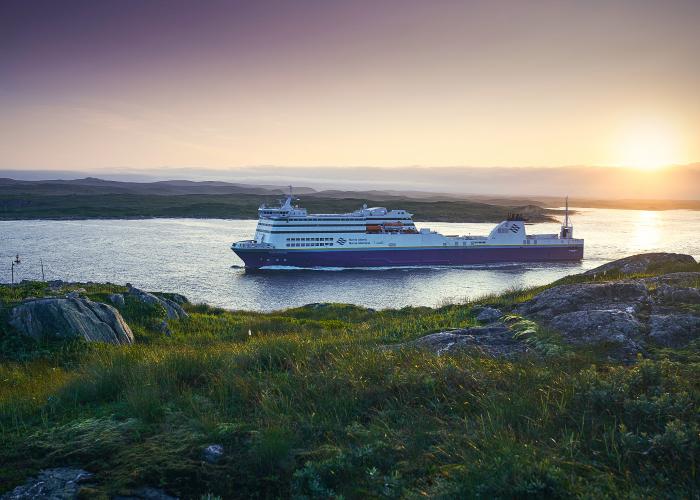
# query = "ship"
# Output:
<box><xmin>231</xmin><ymin>189</ymin><xmax>583</xmax><ymax>269</ymax></box>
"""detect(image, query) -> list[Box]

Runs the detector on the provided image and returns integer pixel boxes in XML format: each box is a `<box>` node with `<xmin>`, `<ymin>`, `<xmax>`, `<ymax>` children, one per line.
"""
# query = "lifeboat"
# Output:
<box><xmin>366</xmin><ymin>224</ymin><xmax>382</xmax><ymax>233</ymax></box>
<box><xmin>382</xmin><ymin>221</ymin><xmax>404</xmax><ymax>232</ymax></box>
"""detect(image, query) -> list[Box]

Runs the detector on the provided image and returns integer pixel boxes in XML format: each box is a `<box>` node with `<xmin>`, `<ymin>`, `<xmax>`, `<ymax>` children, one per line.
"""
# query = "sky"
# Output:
<box><xmin>1</xmin><ymin>0</ymin><xmax>699</xmax><ymax>171</ymax></box>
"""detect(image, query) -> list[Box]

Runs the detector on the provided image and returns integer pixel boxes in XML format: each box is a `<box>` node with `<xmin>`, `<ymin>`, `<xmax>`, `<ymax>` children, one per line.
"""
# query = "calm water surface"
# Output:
<box><xmin>1</xmin><ymin>208</ymin><xmax>698</xmax><ymax>311</ymax></box>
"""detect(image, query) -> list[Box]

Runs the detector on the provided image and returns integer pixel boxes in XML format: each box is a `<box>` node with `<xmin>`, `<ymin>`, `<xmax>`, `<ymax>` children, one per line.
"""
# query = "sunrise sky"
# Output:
<box><xmin>1</xmin><ymin>0</ymin><xmax>699</xmax><ymax>171</ymax></box>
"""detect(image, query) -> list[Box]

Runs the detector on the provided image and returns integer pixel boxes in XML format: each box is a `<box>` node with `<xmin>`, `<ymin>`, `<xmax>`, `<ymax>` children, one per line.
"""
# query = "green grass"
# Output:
<box><xmin>0</xmin><ymin>273</ymin><xmax>699</xmax><ymax>498</ymax></box>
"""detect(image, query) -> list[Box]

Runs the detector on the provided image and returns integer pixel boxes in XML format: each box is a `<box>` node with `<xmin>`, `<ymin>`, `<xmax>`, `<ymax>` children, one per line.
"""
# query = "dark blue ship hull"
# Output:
<box><xmin>232</xmin><ymin>245</ymin><xmax>584</xmax><ymax>269</ymax></box>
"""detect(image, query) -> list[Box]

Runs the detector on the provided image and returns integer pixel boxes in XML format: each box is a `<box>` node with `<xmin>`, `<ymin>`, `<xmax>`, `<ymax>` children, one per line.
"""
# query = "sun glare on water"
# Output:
<box><xmin>616</xmin><ymin>122</ymin><xmax>680</xmax><ymax>171</ymax></box>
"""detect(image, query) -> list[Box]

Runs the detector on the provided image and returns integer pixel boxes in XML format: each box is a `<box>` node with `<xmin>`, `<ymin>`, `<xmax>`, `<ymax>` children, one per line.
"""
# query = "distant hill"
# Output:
<box><xmin>0</xmin><ymin>177</ymin><xmax>559</xmax><ymax>222</ymax></box>
<box><xmin>0</xmin><ymin>177</ymin><xmax>316</xmax><ymax>196</ymax></box>
<box><xmin>3</xmin><ymin>172</ymin><xmax>698</xmax><ymax>210</ymax></box>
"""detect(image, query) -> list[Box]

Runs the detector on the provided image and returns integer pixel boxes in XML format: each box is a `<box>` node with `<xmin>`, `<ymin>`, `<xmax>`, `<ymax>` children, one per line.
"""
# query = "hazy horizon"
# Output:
<box><xmin>3</xmin><ymin>163</ymin><xmax>700</xmax><ymax>200</ymax></box>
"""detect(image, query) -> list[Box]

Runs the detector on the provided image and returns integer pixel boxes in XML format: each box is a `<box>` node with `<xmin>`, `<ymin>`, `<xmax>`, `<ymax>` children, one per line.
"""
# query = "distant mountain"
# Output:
<box><xmin>0</xmin><ymin>178</ymin><xmax>316</xmax><ymax>197</ymax></box>
<box><xmin>1</xmin><ymin>169</ymin><xmax>699</xmax><ymax>210</ymax></box>
<box><xmin>3</xmin><ymin>164</ymin><xmax>698</xmax><ymax>201</ymax></box>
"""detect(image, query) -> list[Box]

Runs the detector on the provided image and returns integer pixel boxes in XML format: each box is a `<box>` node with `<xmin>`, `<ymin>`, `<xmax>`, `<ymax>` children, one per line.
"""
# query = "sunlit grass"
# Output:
<box><xmin>0</xmin><ymin>268</ymin><xmax>699</xmax><ymax>497</ymax></box>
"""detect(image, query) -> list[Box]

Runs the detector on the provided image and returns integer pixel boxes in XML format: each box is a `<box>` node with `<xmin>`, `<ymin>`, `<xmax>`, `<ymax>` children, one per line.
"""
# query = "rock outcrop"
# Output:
<box><xmin>9</xmin><ymin>296</ymin><xmax>134</xmax><ymax>344</ymax></box>
<box><xmin>390</xmin><ymin>324</ymin><xmax>528</xmax><ymax>358</ymax></box>
<box><xmin>584</xmin><ymin>252</ymin><xmax>696</xmax><ymax>277</ymax></box>
<box><xmin>475</xmin><ymin>306</ymin><xmax>503</xmax><ymax>323</ymax></box>
<box><xmin>515</xmin><ymin>281</ymin><xmax>649</xmax><ymax>319</ymax></box>
<box><xmin>396</xmin><ymin>254</ymin><xmax>699</xmax><ymax>362</ymax></box>
<box><xmin>513</xmin><ymin>270</ymin><xmax>700</xmax><ymax>359</ymax></box>
<box><xmin>126</xmin><ymin>284</ymin><xmax>188</xmax><ymax>320</ymax></box>
<box><xmin>1</xmin><ymin>468</ymin><xmax>93</xmax><ymax>500</ymax></box>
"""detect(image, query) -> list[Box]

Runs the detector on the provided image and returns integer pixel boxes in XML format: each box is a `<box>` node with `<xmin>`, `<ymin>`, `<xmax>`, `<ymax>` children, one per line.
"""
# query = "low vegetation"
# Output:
<box><xmin>1</xmin><ymin>266</ymin><xmax>699</xmax><ymax>498</ymax></box>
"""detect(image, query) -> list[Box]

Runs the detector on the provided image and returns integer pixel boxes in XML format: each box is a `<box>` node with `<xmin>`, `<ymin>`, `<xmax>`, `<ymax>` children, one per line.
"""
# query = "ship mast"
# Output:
<box><xmin>560</xmin><ymin>196</ymin><xmax>573</xmax><ymax>239</ymax></box>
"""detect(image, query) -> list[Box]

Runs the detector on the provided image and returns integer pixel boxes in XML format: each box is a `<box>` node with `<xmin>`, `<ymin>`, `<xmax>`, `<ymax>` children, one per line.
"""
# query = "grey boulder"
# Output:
<box><xmin>202</xmin><ymin>444</ymin><xmax>225</xmax><ymax>464</ymax></box>
<box><xmin>108</xmin><ymin>293</ymin><xmax>126</xmax><ymax>307</ymax></box>
<box><xmin>475</xmin><ymin>306</ymin><xmax>503</xmax><ymax>323</ymax></box>
<box><xmin>126</xmin><ymin>284</ymin><xmax>188</xmax><ymax>320</ymax></box>
<box><xmin>9</xmin><ymin>296</ymin><xmax>134</xmax><ymax>344</ymax></box>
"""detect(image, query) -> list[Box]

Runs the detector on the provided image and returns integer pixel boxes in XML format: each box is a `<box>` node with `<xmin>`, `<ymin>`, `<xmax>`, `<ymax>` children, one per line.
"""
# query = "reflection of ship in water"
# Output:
<box><xmin>232</xmin><ymin>188</ymin><xmax>584</xmax><ymax>269</ymax></box>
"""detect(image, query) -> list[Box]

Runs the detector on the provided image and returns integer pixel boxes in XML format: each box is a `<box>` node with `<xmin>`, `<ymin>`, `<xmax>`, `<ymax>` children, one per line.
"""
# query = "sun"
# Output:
<box><xmin>616</xmin><ymin>122</ymin><xmax>679</xmax><ymax>171</ymax></box>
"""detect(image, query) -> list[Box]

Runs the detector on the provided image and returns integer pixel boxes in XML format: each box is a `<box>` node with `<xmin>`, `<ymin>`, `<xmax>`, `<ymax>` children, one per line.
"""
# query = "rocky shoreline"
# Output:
<box><xmin>3</xmin><ymin>253</ymin><xmax>698</xmax><ymax>361</ymax></box>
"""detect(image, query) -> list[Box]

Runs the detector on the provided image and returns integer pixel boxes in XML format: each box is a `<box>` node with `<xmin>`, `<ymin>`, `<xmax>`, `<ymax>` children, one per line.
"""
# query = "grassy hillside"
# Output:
<box><xmin>1</xmin><ymin>272</ymin><xmax>698</xmax><ymax>498</ymax></box>
<box><xmin>0</xmin><ymin>178</ymin><xmax>559</xmax><ymax>222</ymax></box>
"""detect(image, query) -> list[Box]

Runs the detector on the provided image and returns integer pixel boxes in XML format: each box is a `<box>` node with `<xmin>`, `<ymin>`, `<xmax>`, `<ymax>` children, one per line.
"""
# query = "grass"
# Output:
<box><xmin>0</xmin><ymin>271</ymin><xmax>699</xmax><ymax>498</ymax></box>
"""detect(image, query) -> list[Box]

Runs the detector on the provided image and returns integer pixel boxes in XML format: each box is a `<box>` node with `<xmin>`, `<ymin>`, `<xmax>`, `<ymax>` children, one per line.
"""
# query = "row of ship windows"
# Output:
<box><xmin>259</xmin><ymin>219</ymin><xmax>412</xmax><ymax>225</ymax></box>
<box><xmin>286</xmin><ymin>243</ymin><xmax>334</xmax><ymax>247</ymax></box>
<box><xmin>289</xmin><ymin>218</ymin><xmax>356</xmax><ymax>222</ymax></box>
<box><xmin>286</xmin><ymin>237</ymin><xmax>334</xmax><ymax>241</ymax></box>
<box><xmin>443</xmin><ymin>241</ymin><xmax>486</xmax><ymax>246</ymax></box>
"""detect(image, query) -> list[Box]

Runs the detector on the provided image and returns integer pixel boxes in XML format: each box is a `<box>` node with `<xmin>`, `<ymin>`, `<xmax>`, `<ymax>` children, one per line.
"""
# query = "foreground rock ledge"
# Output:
<box><xmin>392</xmin><ymin>253</ymin><xmax>698</xmax><ymax>361</ymax></box>
<box><xmin>387</xmin><ymin>323</ymin><xmax>529</xmax><ymax>358</ymax></box>
<box><xmin>9</xmin><ymin>296</ymin><xmax>134</xmax><ymax>344</ymax></box>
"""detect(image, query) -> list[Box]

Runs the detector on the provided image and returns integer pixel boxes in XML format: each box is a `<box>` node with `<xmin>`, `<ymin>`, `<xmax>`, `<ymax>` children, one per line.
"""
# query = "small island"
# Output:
<box><xmin>1</xmin><ymin>253</ymin><xmax>698</xmax><ymax>498</ymax></box>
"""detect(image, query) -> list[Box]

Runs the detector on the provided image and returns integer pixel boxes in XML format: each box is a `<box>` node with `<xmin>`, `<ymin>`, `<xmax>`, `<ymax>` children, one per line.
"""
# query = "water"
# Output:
<box><xmin>1</xmin><ymin>208</ymin><xmax>698</xmax><ymax>311</ymax></box>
